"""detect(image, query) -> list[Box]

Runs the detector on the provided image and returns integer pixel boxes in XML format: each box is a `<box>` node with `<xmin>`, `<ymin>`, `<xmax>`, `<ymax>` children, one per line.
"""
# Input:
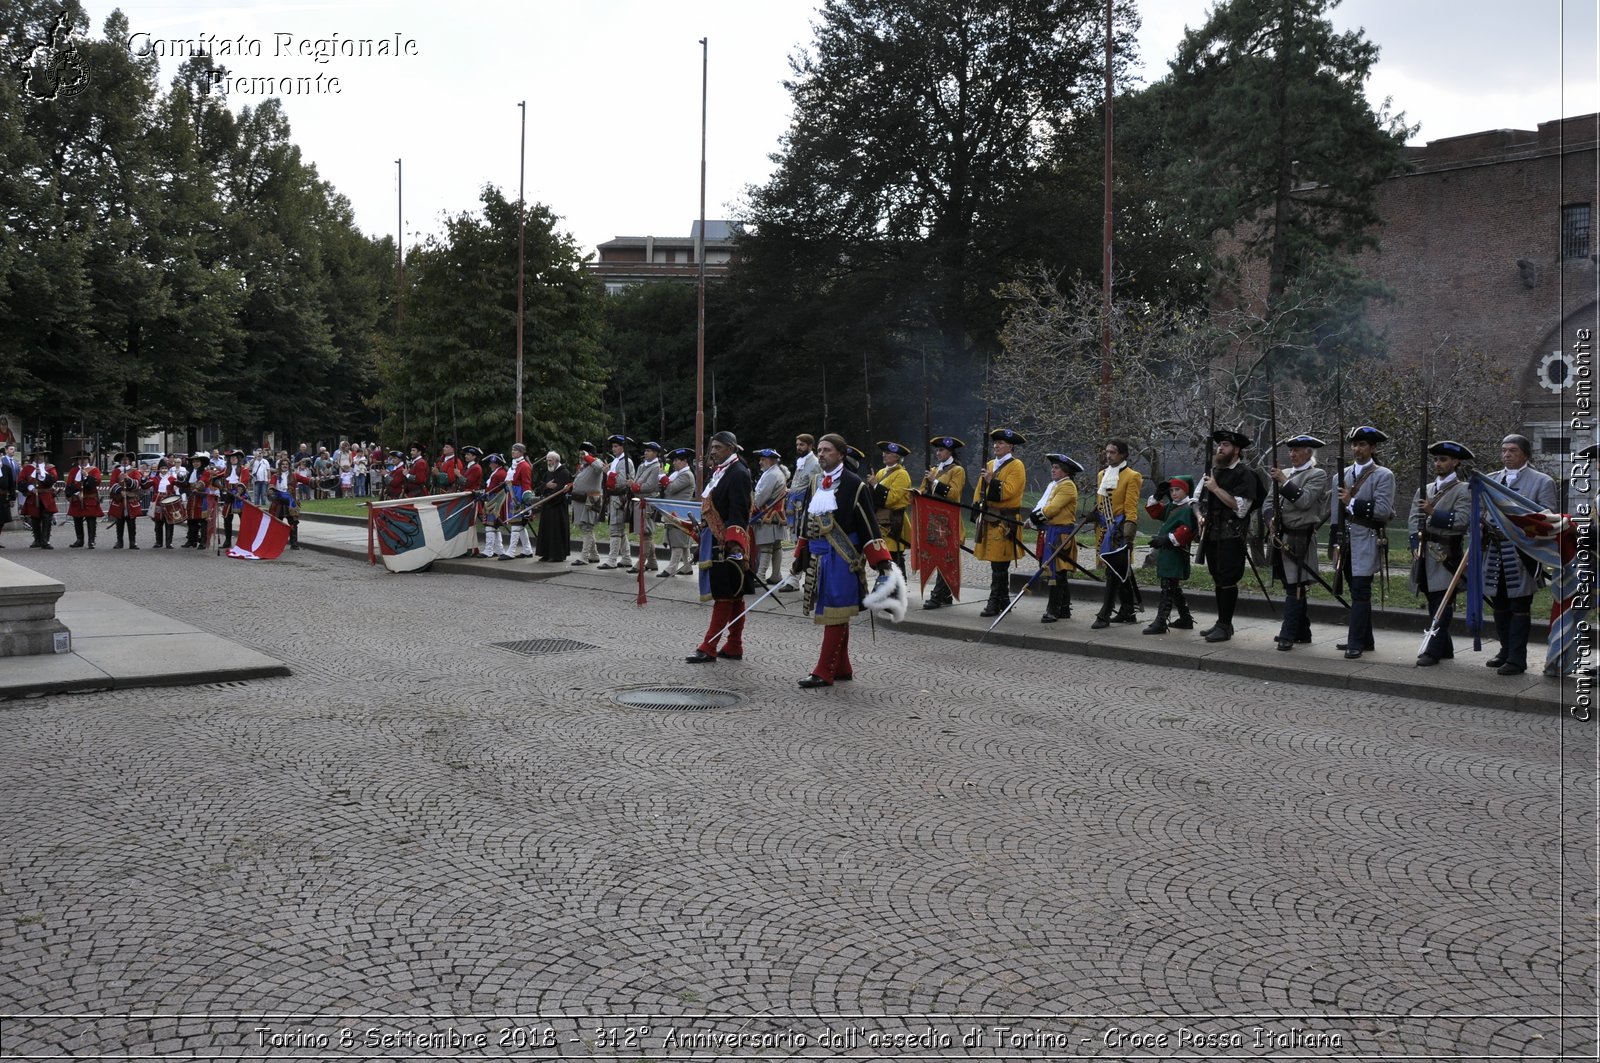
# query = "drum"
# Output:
<box><xmin>159</xmin><ymin>495</ymin><xmax>185</xmax><ymax>523</ymax></box>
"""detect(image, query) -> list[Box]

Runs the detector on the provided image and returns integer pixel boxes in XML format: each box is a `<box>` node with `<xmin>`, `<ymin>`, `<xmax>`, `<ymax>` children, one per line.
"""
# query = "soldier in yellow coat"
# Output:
<box><xmin>1090</xmin><ymin>439</ymin><xmax>1144</xmax><ymax>628</ymax></box>
<box><xmin>871</xmin><ymin>441</ymin><xmax>914</xmax><ymax>576</ymax></box>
<box><xmin>975</xmin><ymin>428</ymin><xmax>1028</xmax><ymax>616</ymax></box>
<box><xmin>1031</xmin><ymin>453</ymin><xmax>1082</xmax><ymax>622</ymax></box>
<box><xmin>918</xmin><ymin>435</ymin><xmax>968</xmax><ymax>609</ymax></box>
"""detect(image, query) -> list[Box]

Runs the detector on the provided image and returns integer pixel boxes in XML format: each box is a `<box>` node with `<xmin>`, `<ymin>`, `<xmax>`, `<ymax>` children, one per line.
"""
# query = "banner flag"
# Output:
<box><xmin>1470</xmin><ymin>472</ymin><xmax>1585</xmax><ymax>673</ymax></box>
<box><xmin>366</xmin><ymin>491</ymin><xmax>479</xmax><ymax>572</ymax></box>
<box><xmin>227</xmin><ymin>501</ymin><xmax>290</xmax><ymax>560</ymax></box>
<box><xmin>909</xmin><ymin>494</ymin><xmax>963</xmax><ymax>599</ymax></box>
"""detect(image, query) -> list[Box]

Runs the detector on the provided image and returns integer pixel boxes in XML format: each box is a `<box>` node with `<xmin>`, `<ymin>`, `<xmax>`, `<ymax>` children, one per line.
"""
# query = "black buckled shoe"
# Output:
<box><xmin>798</xmin><ymin>674</ymin><xmax>833</xmax><ymax>688</ymax></box>
<box><xmin>716</xmin><ymin>649</ymin><xmax>743</xmax><ymax>661</ymax></box>
<box><xmin>685</xmin><ymin>649</ymin><xmax>717</xmax><ymax>664</ymax></box>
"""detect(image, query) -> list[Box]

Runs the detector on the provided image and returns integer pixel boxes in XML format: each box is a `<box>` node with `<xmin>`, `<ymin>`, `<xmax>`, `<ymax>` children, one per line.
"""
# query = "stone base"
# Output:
<box><xmin>0</xmin><ymin>556</ymin><xmax>71</xmax><ymax>657</ymax></box>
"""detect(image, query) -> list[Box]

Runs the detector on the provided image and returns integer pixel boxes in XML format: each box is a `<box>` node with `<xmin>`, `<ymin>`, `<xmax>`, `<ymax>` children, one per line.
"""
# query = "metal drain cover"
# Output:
<box><xmin>614</xmin><ymin>686</ymin><xmax>744</xmax><ymax>711</ymax></box>
<box><xmin>492</xmin><ymin>638</ymin><xmax>598</xmax><ymax>657</ymax></box>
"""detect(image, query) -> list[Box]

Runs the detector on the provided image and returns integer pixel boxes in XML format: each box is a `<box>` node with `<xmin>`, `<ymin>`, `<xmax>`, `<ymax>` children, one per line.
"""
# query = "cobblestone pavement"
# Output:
<box><xmin>1</xmin><ymin>545</ymin><xmax>1595</xmax><ymax>1059</ymax></box>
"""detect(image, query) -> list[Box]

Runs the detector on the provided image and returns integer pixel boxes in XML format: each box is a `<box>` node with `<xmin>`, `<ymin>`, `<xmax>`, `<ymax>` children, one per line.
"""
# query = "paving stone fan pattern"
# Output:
<box><xmin>0</xmin><ymin>545</ymin><xmax>1594</xmax><ymax>1058</ymax></box>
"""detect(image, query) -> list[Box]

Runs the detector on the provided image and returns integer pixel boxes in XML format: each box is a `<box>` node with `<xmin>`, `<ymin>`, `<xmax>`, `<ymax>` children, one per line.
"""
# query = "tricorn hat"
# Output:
<box><xmin>1210</xmin><ymin>429</ymin><xmax>1251</xmax><ymax>449</ymax></box>
<box><xmin>753</xmin><ymin>447</ymin><xmax>780</xmax><ymax>460</ymax></box>
<box><xmin>579</xmin><ymin>440</ymin><xmax>597</xmax><ymax>455</ymax></box>
<box><xmin>930</xmin><ymin>435</ymin><xmax>965</xmax><ymax>451</ymax></box>
<box><xmin>1348</xmin><ymin>426</ymin><xmax>1388</xmax><ymax>445</ymax></box>
<box><xmin>846</xmin><ymin>444</ymin><xmax>866</xmax><ymax>462</ymax></box>
<box><xmin>460</xmin><ymin>445</ymin><xmax>482</xmax><ymax>458</ymax></box>
<box><xmin>409</xmin><ymin>440</ymin><xmax>425</xmax><ymax>453</ymax></box>
<box><xmin>641</xmin><ymin>440</ymin><xmax>664</xmax><ymax>455</ymax></box>
<box><xmin>1282</xmin><ymin>434</ymin><xmax>1326</xmax><ymax>449</ymax></box>
<box><xmin>605</xmin><ymin>434</ymin><xmax>631</xmax><ymax>448</ymax></box>
<box><xmin>1427</xmin><ymin>440</ymin><xmax>1474</xmax><ymax>461</ymax></box>
<box><xmin>668</xmin><ymin>447</ymin><xmax>694</xmax><ymax>462</ymax></box>
<box><xmin>1045</xmin><ymin>452</ymin><xmax>1083</xmax><ymax>476</ymax></box>
<box><xmin>989</xmin><ymin>428</ymin><xmax>1026</xmax><ymax>445</ymax></box>
<box><xmin>877</xmin><ymin>441</ymin><xmax>909</xmax><ymax>457</ymax></box>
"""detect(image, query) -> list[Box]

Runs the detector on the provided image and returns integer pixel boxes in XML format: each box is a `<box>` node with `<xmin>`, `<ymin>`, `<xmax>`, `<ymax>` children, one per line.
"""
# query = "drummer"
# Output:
<box><xmin>149</xmin><ymin>458</ymin><xmax>183</xmax><ymax>549</ymax></box>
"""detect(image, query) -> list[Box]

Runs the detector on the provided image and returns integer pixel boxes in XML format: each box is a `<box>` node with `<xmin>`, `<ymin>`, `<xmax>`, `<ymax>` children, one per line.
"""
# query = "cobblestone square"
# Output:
<box><xmin>0</xmin><ymin>546</ymin><xmax>1595</xmax><ymax>1058</ymax></box>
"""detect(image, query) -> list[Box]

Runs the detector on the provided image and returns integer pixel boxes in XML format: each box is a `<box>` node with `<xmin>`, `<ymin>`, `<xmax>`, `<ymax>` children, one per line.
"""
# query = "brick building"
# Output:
<box><xmin>587</xmin><ymin>220</ymin><xmax>739</xmax><ymax>293</ymax></box>
<box><xmin>1358</xmin><ymin>113</ymin><xmax>1598</xmax><ymax>460</ymax></box>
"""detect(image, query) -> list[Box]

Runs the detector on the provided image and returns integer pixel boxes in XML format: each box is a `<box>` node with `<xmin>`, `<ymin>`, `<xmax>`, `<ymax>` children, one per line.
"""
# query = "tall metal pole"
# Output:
<box><xmin>695</xmin><ymin>37</ymin><xmax>708</xmax><ymax>489</ymax></box>
<box><xmin>395</xmin><ymin>158</ymin><xmax>404</xmax><ymax>323</ymax></box>
<box><xmin>1099</xmin><ymin>0</ymin><xmax>1113</xmax><ymax>436</ymax></box>
<box><xmin>516</xmin><ymin>100</ymin><xmax>527</xmax><ymax>444</ymax></box>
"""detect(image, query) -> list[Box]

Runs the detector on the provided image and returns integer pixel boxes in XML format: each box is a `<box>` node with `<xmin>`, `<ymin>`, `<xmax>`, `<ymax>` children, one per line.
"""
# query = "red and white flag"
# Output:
<box><xmin>227</xmin><ymin>501</ymin><xmax>290</xmax><ymax>560</ymax></box>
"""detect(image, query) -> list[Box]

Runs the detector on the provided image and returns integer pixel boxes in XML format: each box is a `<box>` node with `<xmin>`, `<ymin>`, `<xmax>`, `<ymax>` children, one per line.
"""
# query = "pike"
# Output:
<box><xmin>978</xmin><ymin>533</ymin><xmax>1076</xmax><ymax>643</ymax></box>
<box><xmin>1331</xmin><ymin>367</ymin><xmax>1350</xmax><ymax>598</ymax></box>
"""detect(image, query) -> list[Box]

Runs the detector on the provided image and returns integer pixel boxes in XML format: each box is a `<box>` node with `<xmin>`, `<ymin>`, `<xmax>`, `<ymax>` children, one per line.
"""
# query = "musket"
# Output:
<box><xmin>1417</xmin><ymin>549</ymin><xmax>1471</xmax><ymax>660</ymax></box>
<box><xmin>1269</xmin><ymin>388</ymin><xmax>1282</xmax><ymax>583</ymax></box>
<box><xmin>1332</xmin><ymin>369</ymin><xmax>1349</xmax><ymax>597</ymax></box>
<box><xmin>978</xmin><ymin>533</ymin><xmax>1076</xmax><ymax>642</ymax></box>
<box><xmin>502</xmin><ymin>483</ymin><xmax>572</xmax><ymax>524</ymax></box>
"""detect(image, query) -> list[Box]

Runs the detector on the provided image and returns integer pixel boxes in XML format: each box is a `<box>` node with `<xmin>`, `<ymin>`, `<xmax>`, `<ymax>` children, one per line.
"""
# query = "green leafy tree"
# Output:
<box><xmin>376</xmin><ymin>187</ymin><xmax>606</xmax><ymax>456</ymax></box>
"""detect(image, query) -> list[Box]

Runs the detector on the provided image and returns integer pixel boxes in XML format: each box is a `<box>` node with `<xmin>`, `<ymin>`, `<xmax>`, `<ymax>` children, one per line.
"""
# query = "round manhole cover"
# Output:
<box><xmin>614</xmin><ymin>686</ymin><xmax>744</xmax><ymax>711</ymax></box>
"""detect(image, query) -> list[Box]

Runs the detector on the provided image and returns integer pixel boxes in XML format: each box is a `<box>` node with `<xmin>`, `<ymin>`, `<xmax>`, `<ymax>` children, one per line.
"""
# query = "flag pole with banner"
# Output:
<box><xmin>366</xmin><ymin>491</ymin><xmax>479</xmax><ymax>573</ymax></box>
<box><xmin>909</xmin><ymin>493</ymin><xmax>963</xmax><ymax>602</ymax></box>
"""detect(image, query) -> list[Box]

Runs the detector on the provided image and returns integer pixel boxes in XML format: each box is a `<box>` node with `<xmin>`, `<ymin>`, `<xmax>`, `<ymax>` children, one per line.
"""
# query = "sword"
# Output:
<box><xmin>708</xmin><ymin>571</ymin><xmax>797</xmax><ymax>643</ymax></box>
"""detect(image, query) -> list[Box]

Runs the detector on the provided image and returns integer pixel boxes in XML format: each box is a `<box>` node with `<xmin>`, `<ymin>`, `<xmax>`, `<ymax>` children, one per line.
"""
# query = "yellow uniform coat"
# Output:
<box><xmin>1095</xmin><ymin>465</ymin><xmax>1143</xmax><ymax>562</ymax></box>
<box><xmin>871</xmin><ymin>463</ymin><xmax>913</xmax><ymax>552</ymax></box>
<box><xmin>973</xmin><ymin>454</ymin><xmax>1027</xmax><ymax>563</ymax></box>
<box><xmin>1036</xmin><ymin>477</ymin><xmax>1079</xmax><ymax>574</ymax></box>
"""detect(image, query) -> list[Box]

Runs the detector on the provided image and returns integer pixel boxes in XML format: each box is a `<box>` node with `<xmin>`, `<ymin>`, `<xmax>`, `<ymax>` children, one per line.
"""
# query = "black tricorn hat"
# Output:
<box><xmin>579</xmin><ymin>440</ymin><xmax>597</xmax><ymax>455</ymax></box>
<box><xmin>641</xmin><ymin>440</ymin><xmax>665</xmax><ymax>454</ymax></box>
<box><xmin>605</xmin><ymin>434</ymin><xmax>631</xmax><ymax>447</ymax></box>
<box><xmin>1427</xmin><ymin>439</ymin><xmax>1474</xmax><ymax>461</ymax></box>
<box><xmin>989</xmin><ymin>428</ymin><xmax>1026</xmax><ymax>445</ymax></box>
<box><xmin>409</xmin><ymin>440</ymin><xmax>424</xmax><ymax>453</ymax></box>
<box><xmin>1211</xmin><ymin>428</ymin><xmax>1251</xmax><ymax>449</ymax></box>
<box><xmin>1348</xmin><ymin>426</ymin><xmax>1388</xmax><ymax>445</ymax></box>
<box><xmin>1282</xmin><ymin>434</ymin><xmax>1326</xmax><ymax>449</ymax></box>
<box><xmin>846</xmin><ymin>445</ymin><xmax>866</xmax><ymax>462</ymax></box>
<box><xmin>877</xmin><ymin>441</ymin><xmax>910</xmax><ymax>457</ymax></box>
<box><xmin>1045</xmin><ymin>452</ymin><xmax>1083</xmax><ymax>476</ymax></box>
<box><xmin>668</xmin><ymin>447</ymin><xmax>694</xmax><ymax>461</ymax></box>
<box><xmin>460</xmin><ymin>445</ymin><xmax>483</xmax><ymax>458</ymax></box>
<box><xmin>930</xmin><ymin>436</ymin><xmax>965</xmax><ymax>451</ymax></box>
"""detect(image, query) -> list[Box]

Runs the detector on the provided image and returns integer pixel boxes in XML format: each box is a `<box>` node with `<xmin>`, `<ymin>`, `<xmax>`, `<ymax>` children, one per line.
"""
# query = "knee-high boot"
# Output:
<box><xmin>1143</xmin><ymin>585</ymin><xmax>1172</xmax><ymax>634</ymax></box>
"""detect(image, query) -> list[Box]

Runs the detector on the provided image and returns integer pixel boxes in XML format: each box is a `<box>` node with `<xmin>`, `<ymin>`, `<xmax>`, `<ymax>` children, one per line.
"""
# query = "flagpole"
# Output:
<box><xmin>695</xmin><ymin>36</ymin><xmax>708</xmax><ymax>490</ymax></box>
<box><xmin>516</xmin><ymin>100</ymin><xmax>527</xmax><ymax>445</ymax></box>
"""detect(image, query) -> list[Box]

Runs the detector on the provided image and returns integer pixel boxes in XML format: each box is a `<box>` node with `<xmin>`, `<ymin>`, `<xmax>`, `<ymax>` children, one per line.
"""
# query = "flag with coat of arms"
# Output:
<box><xmin>366</xmin><ymin>491</ymin><xmax>479</xmax><ymax>572</ymax></box>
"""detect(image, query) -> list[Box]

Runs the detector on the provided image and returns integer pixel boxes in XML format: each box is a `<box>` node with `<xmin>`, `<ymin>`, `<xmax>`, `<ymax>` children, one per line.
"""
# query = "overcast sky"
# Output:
<box><xmin>66</xmin><ymin>0</ymin><xmax>1600</xmax><ymax>256</ymax></box>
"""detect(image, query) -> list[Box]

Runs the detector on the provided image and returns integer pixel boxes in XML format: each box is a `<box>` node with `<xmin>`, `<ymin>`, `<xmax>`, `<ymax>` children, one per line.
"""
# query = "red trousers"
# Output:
<box><xmin>811</xmin><ymin>624</ymin><xmax>853</xmax><ymax>681</ymax></box>
<box><xmin>697</xmin><ymin>599</ymin><xmax>745</xmax><ymax>656</ymax></box>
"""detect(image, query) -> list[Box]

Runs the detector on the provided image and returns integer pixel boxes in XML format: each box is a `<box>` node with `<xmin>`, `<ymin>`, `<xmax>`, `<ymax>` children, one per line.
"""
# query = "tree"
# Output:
<box><xmin>375</xmin><ymin>187</ymin><xmax>606</xmax><ymax>455</ymax></box>
<box><xmin>1153</xmin><ymin>0</ymin><xmax>1412</xmax><ymax>377</ymax></box>
<box><xmin>730</xmin><ymin>0</ymin><xmax>1136</xmax><ymax>447</ymax></box>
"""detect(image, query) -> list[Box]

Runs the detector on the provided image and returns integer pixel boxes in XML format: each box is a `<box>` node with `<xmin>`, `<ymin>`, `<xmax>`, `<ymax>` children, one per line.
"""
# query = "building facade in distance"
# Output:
<box><xmin>588</xmin><ymin>220</ymin><xmax>739</xmax><ymax>294</ymax></box>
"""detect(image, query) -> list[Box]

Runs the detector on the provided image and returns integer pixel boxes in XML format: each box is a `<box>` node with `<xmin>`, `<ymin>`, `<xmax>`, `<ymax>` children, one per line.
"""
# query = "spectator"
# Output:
<box><xmin>352</xmin><ymin>448</ymin><xmax>369</xmax><ymax>497</ymax></box>
<box><xmin>250</xmin><ymin>449</ymin><xmax>271</xmax><ymax>507</ymax></box>
<box><xmin>314</xmin><ymin>448</ymin><xmax>337</xmax><ymax>499</ymax></box>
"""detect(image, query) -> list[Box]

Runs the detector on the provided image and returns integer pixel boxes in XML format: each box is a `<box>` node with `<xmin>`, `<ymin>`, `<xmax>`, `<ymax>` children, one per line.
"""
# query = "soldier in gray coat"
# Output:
<box><xmin>1408</xmin><ymin>440</ymin><xmax>1474</xmax><ymax>666</ymax></box>
<box><xmin>1484</xmin><ymin>433</ymin><xmax>1558</xmax><ymax>675</ymax></box>
<box><xmin>1266</xmin><ymin>434</ymin><xmax>1330</xmax><ymax>651</ymax></box>
<box><xmin>661</xmin><ymin>448</ymin><xmax>698</xmax><ymax>576</ymax></box>
<box><xmin>1333</xmin><ymin>426</ymin><xmax>1396</xmax><ymax>659</ymax></box>
<box><xmin>597</xmin><ymin>434</ymin><xmax>635</xmax><ymax>570</ymax></box>
<box><xmin>569</xmin><ymin>441</ymin><xmax>605</xmax><ymax>564</ymax></box>
<box><xmin>751</xmin><ymin>448</ymin><xmax>790</xmax><ymax>584</ymax></box>
<box><xmin>626</xmin><ymin>442</ymin><xmax>665</xmax><ymax>574</ymax></box>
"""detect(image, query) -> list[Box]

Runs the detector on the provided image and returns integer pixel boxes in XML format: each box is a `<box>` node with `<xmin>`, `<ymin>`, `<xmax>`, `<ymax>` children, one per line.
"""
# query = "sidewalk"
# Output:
<box><xmin>296</xmin><ymin>516</ymin><xmax>1576</xmax><ymax>716</ymax></box>
<box><xmin>1</xmin><ymin>592</ymin><xmax>290</xmax><ymax>699</ymax></box>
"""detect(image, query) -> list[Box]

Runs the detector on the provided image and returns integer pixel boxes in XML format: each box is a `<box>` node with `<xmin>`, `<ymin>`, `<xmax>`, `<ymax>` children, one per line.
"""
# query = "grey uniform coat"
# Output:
<box><xmin>1408</xmin><ymin>476</ymin><xmax>1472</xmax><ymax>594</ymax></box>
<box><xmin>606</xmin><ymin>453</ymin><xmax>635</xmax><ymax>533</ymax></box>
<box><xmin>1484</xmin><ymin>464</ymin><xmax>1558</xmax><ymax>597</ymax></box>
<box><xmin>662</xmin><ymin>466</ymin><xmax>697</xmax><ymax>548</ymax></box>
<box><xmin>631</xmin><ymin>456</ymin><xmax>663</xmax><ymax>534</ymax></box>
<box><xmin>752</xmin><ymin>463</ymin><xmax>789</xmax><ymax>546</ymax></box>
<box><xmin>1333</xmin><ymin>461</ymin><xmax>1395</xmax><ymax>579</ymax></box>
<box><xmin>1267</xmin><ymin>461</ymin><xmax>1329</xmax><ymax>585</ymax></box>
<box><xmin>570</xmin><ymin>456</ymin><xmax>605</xmax><ymax>527</ymax></box>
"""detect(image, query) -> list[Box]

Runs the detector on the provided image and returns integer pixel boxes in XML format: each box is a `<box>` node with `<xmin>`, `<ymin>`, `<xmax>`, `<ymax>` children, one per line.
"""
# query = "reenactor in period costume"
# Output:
<box><xmin>1266</xmin><ymin>434</ymin><xmax>1330</xmax><ymax>651</ymax></box>
<box><xmin>268</xmin><ymin>457</ymin><xmax>309</xmax><ymax>551</ymax></box>
<box><xmin>19</xmin><ymin>446</ymin><xmax>59</xmax><ymax>549</ymax></box>
<box><xmin>1409</xmin><ymin>440</ymin><xmax>1474</xmax><ymax>666</ymax></box>
<box><xmin>500</xmin><ymin>443</ymin><xmax>536</xmax><ymax>560</ymax></box>
<box><xmin>750</xmin><ymin>447</ymin><xmax>789</xmax><ymax>584</ymax></box>
<box><xmin>661</xmin><ymin>447</ymin><xmax>698</xmax><ymax>576</ymax></box>
<box><xmin>218</xmin><ymin>451</ymin><xmax>251</xmax><ymax>551</ymax></box>
<box><xmin>1195</xmin><ymin>430</ymin><xmax>1262</xmax><ymax>643</ymax></box>
<box><xmin>108</xmin><ymin>452</ymin><xmax>143</xmax><ymax>549</ymax></box>
<box><xmin>790</xmin><ymin>432</ymin><xmax>896</xmax><ymax>687</ymax></box>
<box><xmin>1334</xmin><ymin>426</ymin><xmax>1396</xmax><ymax>659</ymax></box>
<box><xmin>975</xmin><ymin>428</ymin><xmax>1027</xmax><ymax>617</ymax></box>
<box><xmin>457</xmin><ymin>446</ymin><xmax>485</xmax><ymax>556</ymax></box>
<box><xmin>598</xmin><ymin>435</ymin><xmax>635</xmax><ymax>570</ymax></box>
<box><xmin>870</xmin><ymin>442</ymin><xmax>913</xmax><ymax>576</ymax></box>
<box><xmin>1143</xmin><ymin>475</ymin><xmax>1200</xmax><ymax>634</ymax></box>
<box><xmin>148</xmin><ymin>459</ymin><xmax>183</xmax><ymax>549</ymax></box>
<box><xmin>1483</xmin><ymin>434</ymin><xmax>1557</xmax><ymax>676</ymax></box>
<box><xmin>789</xmin><ymin>434</ymin><xmax>821</xmax><ymax>519</ymax></box>
<box><xmin>535</xmin><ymin>451</ymin><xmax>573</xmax><ymax>563</ymax></box>
<box><xmin>383</xmin><ymin>451</ymin><xmax>406</xmax><ymax>501</ymax></box>
<box><xmin>570</xmin><ymin>442</ymin><xmax>605</xmax><ymax>565</ymax></box>
<box><xmin>481</xmin><ymin>453</ymin><xmax>510</xmax><ymax>559</ymax></box>
<box><xmin>1090</xmin><ymin>439</ymin><xmax>1143</xmax><ymax>628</ymax></box>
<box><xmin>1031</xmin><ymin>453</ymin><xmax>1081</xmax><ymax>623</ymax></box>
<box><xmin>627</xmin><ymin>442</ymin><xmax>666</xmax><ymax>574</ymax></box>
<box><xmin>183</xmin><ymin>451</ymin><xmax>216</xmax><ymax>548</ymax></box>
<box><xmin>919</xmin><ymin>435</ymin><xmax>968</xmax><ymax>610</ymax></box>
<box><xmin>687</xmin><ymin>430</ymin><xmax>755</xmax><ymax>663</ymax></box>
<box><xmin>65</xmin><ymin>452</ymin><xmax>103</xmax><ymax>549</ymax></box>
<box><xmin>434</xmin><ymin>441</ymin><xmax>466</xmax><ymax>493</ymax></box>
<box><xmin>403</xmin><ymin>442</ymin><xmax>429</xmax><ymax>499</ymax></box>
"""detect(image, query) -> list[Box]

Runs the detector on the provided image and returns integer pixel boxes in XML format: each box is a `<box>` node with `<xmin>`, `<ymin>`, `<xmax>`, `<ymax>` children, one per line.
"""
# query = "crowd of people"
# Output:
<box><xmin>1</xmin><ymin>424</ymin><xmax>1591</xmax><ymax>688</ymax></box>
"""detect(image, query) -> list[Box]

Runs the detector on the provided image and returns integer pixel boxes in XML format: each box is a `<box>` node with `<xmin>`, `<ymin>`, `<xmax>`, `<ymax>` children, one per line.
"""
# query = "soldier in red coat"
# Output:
<box><xmin>65</xmin><ymin>451</ymin><xmax>104</xmax><ymax>549</ymax></box>
<box><xmin>500</xmin><ymin>443</ymin><xmax>536</xmax><ymax>560</ymax></box>
<box><xmin>20</xmin><ymin>446</ymin><xmax>60</xmax><ymax>549</ymax></box>
<box><xmin>108</xmin><ymin>452</ymin><xmax>144</xmax><ymax>549</ymax></box>
<box><xmin>269</xmin><ymin>457</ymin><xmax>312</xmax><ymax>550</ymax></box>
<box><xmin>435</xmin><ymin>441</ymin><xmax>465</xmax><ymax>493</ymax></box>
<box><xmin>481</xmin><ymin>453</ymin><xmax>509</xmax><ymax>558</ymax></box>
<box><xmin>404</xmin><ymin>441</ymin><xmax>429</xmax><ymax>499</ymax></box>
<box><xmin>148</xmin><ymin>459</ymin><xmax>184</xmax><ymax>549</ymax></box>
<box><xmin>460</xmin><ymin>446</ymin><xmax>485</xmax><ymax>556</ymax></box>
<box><xmin>183</xmin><ymin>451</ymin><xmax>214</xmax><ymax>548</ymax></box>
<box><xmin>218</xmin><ymin>450</ymin><xmax>251</xmax><ymax>550</ymax></box>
